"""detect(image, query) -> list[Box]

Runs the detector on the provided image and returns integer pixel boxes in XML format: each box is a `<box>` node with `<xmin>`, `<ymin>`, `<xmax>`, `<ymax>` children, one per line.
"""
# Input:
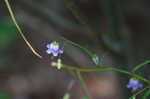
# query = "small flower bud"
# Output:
<box><xmin>92</xmin><ymin>54</ymin><xmax>99</xmax><ymax>65</ymax></box>
<box><xmin>57</xmin><ymin>58</ymin><xmax>62</xmax><ymax>70</ymax></box>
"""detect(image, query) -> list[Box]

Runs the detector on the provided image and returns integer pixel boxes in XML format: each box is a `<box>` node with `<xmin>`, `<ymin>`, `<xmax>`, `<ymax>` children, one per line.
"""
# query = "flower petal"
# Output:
<box><xmin>139</xmin><ymin>84</ymin><xmax>143</xmax><ymax>88</ymax></box>
<box><xmin>46</xmin><ymin>41</ymin><xmax>64</xmax><ymax>57</ymax></box>
<box><xmin>59</xmin><ymin>49</ymin><xmax>64</xmax><ymax>54</ymax></box>
<box><xmin>132</xmin><ymin>86</ymin><xmax>138</xmax><ymax>91</ymax></box>
<box><xmin>52</xmin><ymin>52</ymin><xmax>58</xmax><ymax>57</ymax></box>
<box><xmin>46</xmin><ymin>44</ymin><xmax>51</xmax><ymax>48</ymax></box>
<box><xmin>46</xmin><ymin>49</ymin><xmax>52</xmax><ymax>54</ymax></box>
<box><xmin>126</xmin><ymin>84</ymin><xmax>131</xmax><ymax>88</ymax></box>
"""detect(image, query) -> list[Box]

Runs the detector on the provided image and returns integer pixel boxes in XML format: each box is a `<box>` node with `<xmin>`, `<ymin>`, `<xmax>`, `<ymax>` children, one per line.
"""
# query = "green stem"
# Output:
<box><xmin>4</xmin><ymin>0</ymin><xmax>42</xmax><ymax>58</ymax></box>
<box><xmin>64</xmin><ymin>0</ymin><xmax>121</xmax><ymax>58</ymax></box>
<box><xmin>142</xmin><ymin>87</ymin><xmax>150</xmax><ymax>99</ymax></box>
<box><xmin>132</xmin><ymin>59</ymin><xmax>150</xmax><ymax>73</ymax></box>
<box><xmin>62</xmin><ymin>64</ymin><xmax>150</xmax><ymax>83</ymax></box>
<box><xmin>61</xmin><ymin>37</ymin><xmax>93</xmax><ymax>56</ymax></box>
<box><xmin>76</xmin><ymin>71</ymin><xmax>92</xmax><ymax>99</ymax></box>
<box><xmin>130</xmin><ymin>85</ymin><xmax>150</xmax><ymax>98</ymax></box>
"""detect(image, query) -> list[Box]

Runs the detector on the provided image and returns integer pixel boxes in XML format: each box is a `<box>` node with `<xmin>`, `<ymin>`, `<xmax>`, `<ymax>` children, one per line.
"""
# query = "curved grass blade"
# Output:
<box><xmin>132</xmin><ymin>59</ymin><xmax>150</xmax><ymax>73</ymax></box>
<box><xmin>142</xmin><ymin>88</ymin><xmax>150</xmax><ymax>99</ymax></box>
<box><xmin>4</xmin><ymin>0</ymin><xmax>42</xmax><ymax>59</ymax></box>
<box><xmin>61</xmin><ymin>37</ymin><xmax>93</xmax><ymax>57</ymax></box>
<box><xmin>77</xmin><ymin>71</ymin><xmax>92</xmax><ymax>99</ymax></box>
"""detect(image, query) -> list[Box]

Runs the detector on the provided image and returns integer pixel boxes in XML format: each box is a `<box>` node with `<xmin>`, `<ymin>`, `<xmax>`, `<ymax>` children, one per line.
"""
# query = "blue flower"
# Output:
<box><xmin>46</xmin><ymin>41</ymin><xmax>63</xmax><ymax>57</ymax></box>
<box><xmin>126</xmin><ymin>78</ymin><xmax>143</xmax><ymax>92</ymax></box>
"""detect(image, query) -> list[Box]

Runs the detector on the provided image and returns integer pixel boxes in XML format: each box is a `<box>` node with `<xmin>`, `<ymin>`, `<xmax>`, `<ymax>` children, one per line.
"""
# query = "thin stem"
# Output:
<box><xmin>64</xmin><ymin>0</ymin><xmax>120</xmax><ymax>58</ymax></box>
<box><xmin>132</xmin><ymin>59</ymin><xmax>150</xmax><ymax>73</ymax></box>
<box><xmin>4</xmin><ymin>0</ymin><xmax>42</xmax><ymax>59</ymax></box>
<box><xmin>61</xmin><ymin>37</ymin><xmax>93</xmax><ymax>56</ymax></box>
<box><xmin>142</xmin><ymin>87</ymin><xmax>150</xmax><ymax>99</ymax></box>
<box><xmin>76</xmin><ymin>71</ymin><xmax>92</xmax><ymax>99</ymax></box>
<box><xmin>130</xmin><ymin>85</ymin><xmax>150</xmax><ymax>98</ymax></box>
<box><xmin>61</xmin><ymin>64</ymin><xmax>150</xmax><ymax>83</ymax></box>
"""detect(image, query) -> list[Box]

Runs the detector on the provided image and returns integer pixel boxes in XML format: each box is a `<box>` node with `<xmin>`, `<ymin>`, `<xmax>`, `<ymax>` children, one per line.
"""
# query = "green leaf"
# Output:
<box><xmin>0</xmin><ymin>19</ymin><xmax>17</xmax><ymax>69</ymax></box>
<box><xmin>0</xmin><ymin>19</ymin><xmax>17</xmax><ymax>48</ymax></box>
<box><xmin>142</xmin><ymin>88</ymin><xmax>150</xmax><ymax>99</ymax></box>
<box><xmin>0</xmin><ymin>91</ymin><xmax>10</xmax><ymax>99</ymax></box>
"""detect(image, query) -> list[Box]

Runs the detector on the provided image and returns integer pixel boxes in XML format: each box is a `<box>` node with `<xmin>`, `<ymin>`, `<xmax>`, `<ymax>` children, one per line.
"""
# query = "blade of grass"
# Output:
<box><xmin>77</xmin><ymin>71</ymin><xmax>92</xmax><ymax>99</ymax></box>
<box><xmin>64</xmin><ymin>0</ymin><xmax>120</xmax><ymax>58</ymax></box>
<box><xmin>132</xmin><ymin>59</ymin><xmax>150</xmax><ymax>73</ymax></box>
<box><xmin>61</xmin><ymin>37</ymin><xmax>93</xmax><ymax>56</ymax></box>
<box><xmin>129</xmin><ymin>85</ymin><xmax>150</xmax><ymax>99</ymax></box>
<box><xmin>4</xmin><ymin>0</ymin><xmax>42</xmax><ymax>59</ymax></box>
<box><xmin>142</xmin><ymin>87</ymin><xmax>150</xmax><ymax>99</ymax></box>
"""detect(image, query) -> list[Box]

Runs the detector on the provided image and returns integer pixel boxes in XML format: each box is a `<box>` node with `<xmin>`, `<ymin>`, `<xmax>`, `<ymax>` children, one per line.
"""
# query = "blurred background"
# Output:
<box><xmin>0</xmin><ymin>0</ymin><xmax>150</xmax><ymax>99</ymax></box>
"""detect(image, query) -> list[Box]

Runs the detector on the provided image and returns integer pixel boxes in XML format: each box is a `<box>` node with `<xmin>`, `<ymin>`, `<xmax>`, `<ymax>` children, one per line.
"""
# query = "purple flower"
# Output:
<box><xmin>126</xmin><ymin>78</ymin><xmax>143</xmax><ymax>92</ymax></box>
<box><xmin>46</xmin><ymin>41</ymin><xmax>63</xmax><ymax>57</ymax></box>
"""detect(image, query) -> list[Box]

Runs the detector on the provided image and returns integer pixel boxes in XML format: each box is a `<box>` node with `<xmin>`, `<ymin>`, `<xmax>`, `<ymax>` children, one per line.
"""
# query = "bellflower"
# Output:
<box><xmin>126</xmin><ymin>78</ymin><xmax>143</xmax><ymax>92</ymax></box>
<box><xmin>46</xmin><ymin>41</ymin><xmax>63</xmax><ymax>57</ymax></box>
